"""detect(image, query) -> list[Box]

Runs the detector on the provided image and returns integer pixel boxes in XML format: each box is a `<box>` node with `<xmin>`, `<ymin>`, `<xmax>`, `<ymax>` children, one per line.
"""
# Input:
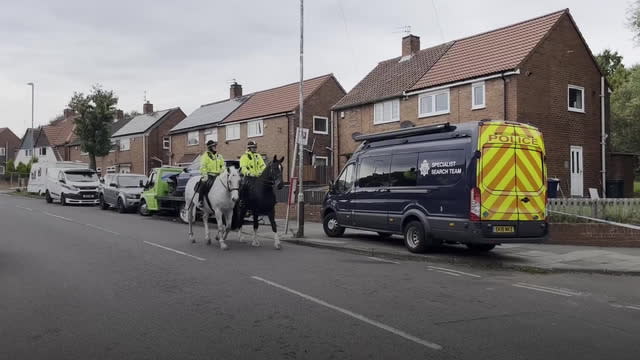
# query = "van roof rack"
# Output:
<box><xmin>354</xmin><ymin>122</ymin><xmax>453</xmax><ymax>142</ymax></box>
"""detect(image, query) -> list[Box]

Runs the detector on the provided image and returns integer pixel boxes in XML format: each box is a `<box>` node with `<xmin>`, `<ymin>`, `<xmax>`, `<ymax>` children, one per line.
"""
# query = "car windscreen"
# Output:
<box><xmin>65</xmin><ymin>171</ymin><xmax>98</xmax><ymax>182</ymax></box>
<box><xmin>118</xmin><ymin>175</ymin><xmax>147</xmax><ymax>188</ymax></box>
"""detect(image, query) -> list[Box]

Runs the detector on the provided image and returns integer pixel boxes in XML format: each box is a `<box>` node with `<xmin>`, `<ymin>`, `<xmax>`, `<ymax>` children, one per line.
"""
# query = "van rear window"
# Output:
<box><xmin>389</xmin><ymin>154</ymin><xmax>418</xmax><ymax>187</ymax></box>
<box><xmin>417</xmin><ymin>150</ymin><xmax>465</xmax><ymax>186</ymax></box>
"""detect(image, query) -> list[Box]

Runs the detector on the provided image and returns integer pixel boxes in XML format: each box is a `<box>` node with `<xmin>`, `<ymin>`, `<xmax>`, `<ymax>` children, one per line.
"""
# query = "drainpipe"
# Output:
<box><xmin>600</xmin><ymin>76</ymin><xmax>607</xmax><ymax>198</ymax></box>
<box><xmin>502</xmin><ymin>74</ymin><xmax>508</xmax><ymax>120</ymax></box>
<box><xmin>143</xmin><ymin>135</ymin><xmax>147</xmax><ymax>175</ymax></box>
<box><xmin>330</xmin><ymin>111</ymin><xmax>334</xmax><ymax>172</ymax></box>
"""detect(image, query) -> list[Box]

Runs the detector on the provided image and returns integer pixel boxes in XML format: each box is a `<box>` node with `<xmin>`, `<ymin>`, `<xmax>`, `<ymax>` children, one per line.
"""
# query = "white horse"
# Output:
<box><xmin>185</xmin><ymin>167</ymin><xmax>241</xmax><ymax>250</ymax></box>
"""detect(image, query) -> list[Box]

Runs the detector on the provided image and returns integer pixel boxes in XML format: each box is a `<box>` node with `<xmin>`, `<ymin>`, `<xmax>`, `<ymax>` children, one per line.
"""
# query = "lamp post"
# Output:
<box><xmin>295</xmin><ymin>0</ymin><xmax>305</xmax><ymax>237</ymax></box>
<box><xmin>27</xmin><ymin>82</ymin><xmax>34</xmax><ymax>156</ymax></box>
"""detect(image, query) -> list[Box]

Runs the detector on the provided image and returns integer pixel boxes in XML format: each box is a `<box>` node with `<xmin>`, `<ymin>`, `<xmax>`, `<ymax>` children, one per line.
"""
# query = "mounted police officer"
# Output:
<box><xmin>240</xmin><ymin>141</ymin><xmax>266</xmax><ymax>177</ymax></box>
<box><xmin>197</xmin><ymin>140</ymin><xmax>225</xmax><ymax>207</ymax></box>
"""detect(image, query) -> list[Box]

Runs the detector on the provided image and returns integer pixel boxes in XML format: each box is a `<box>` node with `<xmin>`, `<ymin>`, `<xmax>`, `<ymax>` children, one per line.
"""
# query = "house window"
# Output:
<box><xmin>163</xmin><ymin>137</ymin><xmax>170</xmax><ymax>150</ymax></box>
<box><xmin>0</xmin><ymin>147</ymin><xmax>5</xmax><ymax>156</ymax></box>
<box><xmin>568</xmin><ymin>85</ymin><xmax>585</xmax><ymax>113</ymax></box>
<box><xmin>119</xmin><ymin>165</ymin><xmax>131</xmax><ymax>174</ymax></box>
<box><xmin>0</xmin><ymin>165</ymin><xmax>4</xmax><ymax>175</ymax></box>
<box><xmin>187</xmin><ymin>131</ymin><xmax>199</xmax><ymax>146</ymax></box>
<box><xmin>40</xmin><ymin>147</ymin><xmax>47</xmax><ymax>156</ymax></box>
<box><xmin>119</xmin><ymin>138</ymin><xmax>131</xmax><ymax>151</ymax></box>
<box><xmin>109</xmin><ymin>139</ymin><xmax>117</xmax><ymax>152</ymax></box>
<box><xmin>373</xmin><ymin>99</ymin><xmax>400</xmax><ymax>124</ymax></box>
<box><xmin>313</xmin><ymin>116</ymin><xmax>329</xmax><ymax>135</ymax></box>
<box><xmin>472</xmin><ymin>82</ymin><xmax>485</xmax><ymax>110</ymax></box>
<box><xmin>204</xmin><ymin>128</ymin><xmax>218</xmax><ymax>143</ymax></box>
<box><xmin>226</xmin><ymin>124</ymin><xmax>240</xmax><ymax>141</ymax></box>
<box><xmin>247</xmin><ymin>120</ymin><xmax>264</xmax><ymax>138</ymax></box>
<box><xmin>313</xmin><ymin>155</ymin><xmax>328</xmax><ymax>167</ymax></box>
<box><xmin>419</xmin><ymin>89</ymin><xmax>450</xmax><ymax>117</ymax></box>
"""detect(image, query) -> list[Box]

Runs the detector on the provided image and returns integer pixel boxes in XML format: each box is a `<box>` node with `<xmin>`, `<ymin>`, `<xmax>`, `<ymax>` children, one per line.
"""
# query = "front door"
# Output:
<box><xmin>570</xmin><ymin>146</ymin><xmax>583</xmax><ymax>197</ymax></box>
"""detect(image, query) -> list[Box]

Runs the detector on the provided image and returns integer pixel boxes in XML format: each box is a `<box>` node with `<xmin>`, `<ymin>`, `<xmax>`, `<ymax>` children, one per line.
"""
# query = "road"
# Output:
<box><xmin>1</xmin><ymin>193</ymin><xmax>639</xmax><ymax>360</ymax></box>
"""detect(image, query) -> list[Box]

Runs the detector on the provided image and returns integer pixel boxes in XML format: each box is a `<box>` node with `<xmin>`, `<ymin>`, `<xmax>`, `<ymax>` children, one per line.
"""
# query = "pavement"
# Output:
<box><xmin>281</xmin><ymin>222</ymin><xmax>640</xmax><ymax>275</ymax></box>
<box><xmin>2</xmin><ymin>192</ymin><xmax>640</xmax><ymax>359</ymax></box>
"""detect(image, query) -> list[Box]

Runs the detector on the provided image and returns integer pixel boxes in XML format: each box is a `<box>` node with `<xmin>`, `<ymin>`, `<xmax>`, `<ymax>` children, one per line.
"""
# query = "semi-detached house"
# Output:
<box><xmin>0</xmin><ymin>127</ymin><xmax>20</xmax><ymax>174</ymax></box>
<box><xmin>333</xmin><ymin>9</ymin><xmax>613</xmax><ymax>197</ymax></box>
<box><xmin>170</xmin><ymin>74</ymin><xmax>346</xmax><ymax>182</ymax></box>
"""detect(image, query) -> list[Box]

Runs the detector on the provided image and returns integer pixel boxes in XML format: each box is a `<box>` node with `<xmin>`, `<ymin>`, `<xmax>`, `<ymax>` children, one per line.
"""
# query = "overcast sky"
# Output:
<box><xmin>0</xmin><ymin>0</ymin><xmax>637</xmax><ymax>137</ymax></box>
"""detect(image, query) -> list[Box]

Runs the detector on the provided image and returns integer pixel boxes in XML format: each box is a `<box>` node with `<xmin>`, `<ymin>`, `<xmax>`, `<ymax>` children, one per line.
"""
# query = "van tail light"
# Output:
<box><xmin>470</xmin><ymin>187</ymin><xmax>481</xmax><ymax>221</ymax></box>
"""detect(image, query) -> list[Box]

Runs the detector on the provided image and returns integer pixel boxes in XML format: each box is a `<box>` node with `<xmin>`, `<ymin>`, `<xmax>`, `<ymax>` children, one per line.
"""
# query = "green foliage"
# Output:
<box><xmin>16</xmin><ymin>162</ymin><xmax>28</xmax><ymax>174</ymax></box>
<box><xmin>124</xmin><ymin>110</ymin><xmax>141</xmax><ymax>121</ymax></box>
<box><xmin>595</xmin><ymin>49</ymin><xmax>629</xmax><ymax>90</ymax></box>
<box><xmin>69</xmin><ymin>85</ymin><xmax>118</xmax><ymax>170</ymax></box>
<box><xmin>610</xmin><ymin>65</ymin><xmax>640</xmax><ymax>154</ymax></box>
<box><xmin>6</xmin><ymin>159</ymin><xmax>15</xmax><ymax>173</ymax></box>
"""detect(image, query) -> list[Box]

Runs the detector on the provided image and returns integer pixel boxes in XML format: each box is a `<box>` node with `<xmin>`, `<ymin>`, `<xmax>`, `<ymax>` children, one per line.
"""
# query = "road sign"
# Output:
<box><xmin>296</xmin><ymin>128</ymin><xmax>309</xmax><ymax>146</ymax></box>
<box><xmin>288</xmin><ymin>177</ymin><xmax>298</xmax><ymax>205</ymax></box>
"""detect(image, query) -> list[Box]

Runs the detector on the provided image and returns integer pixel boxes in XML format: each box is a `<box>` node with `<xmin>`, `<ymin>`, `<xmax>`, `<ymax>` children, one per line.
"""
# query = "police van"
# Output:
<box><xmin>322</xmin><ymin>120</ymin><xmax>548</xmax><ymax>253</ymax></box>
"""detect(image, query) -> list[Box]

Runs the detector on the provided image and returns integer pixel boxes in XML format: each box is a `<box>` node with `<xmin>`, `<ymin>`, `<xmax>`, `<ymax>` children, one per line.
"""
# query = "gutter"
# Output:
<box><xmin>403</xmin><ymin>69</ymin><xmax>521</xmax><ymax>97</ymax></box>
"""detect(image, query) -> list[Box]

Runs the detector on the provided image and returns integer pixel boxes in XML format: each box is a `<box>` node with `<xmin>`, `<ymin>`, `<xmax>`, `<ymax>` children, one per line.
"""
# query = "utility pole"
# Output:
<box><xmin>295</xmin><ymin>0</ymin><xmax>305</xmax><ymax>237</ymax></box>
<box><xmin>27</xmin><ymin>82</ymin><xmax>34</xmax><ymax>156</ymax></box>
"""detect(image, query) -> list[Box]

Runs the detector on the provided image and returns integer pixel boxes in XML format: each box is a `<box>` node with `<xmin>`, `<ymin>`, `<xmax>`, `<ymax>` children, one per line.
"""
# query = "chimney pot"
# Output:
<box><xmin>143</xmin><ymin>101</ymin><xmax>154</xmax><ymax>114</ymax></box>
<box><xmin>115</xmin><ymin>110</ymin><xmax>124</xmax><ymax>122</ymax></box>
<box><xmin>402</xmin><ymin>34</ymin><xmax>420</xmax><ymax>57</ymax></box>
<box><xmin>230</xmin><ymin>82</ymin><xmax>243</xmax><ymax>99</ymax></box>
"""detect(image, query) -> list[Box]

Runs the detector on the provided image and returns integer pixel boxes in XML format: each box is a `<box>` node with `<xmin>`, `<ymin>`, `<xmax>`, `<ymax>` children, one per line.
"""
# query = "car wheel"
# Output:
<box><xmin>377</xmin><ymin>232</ymin><xmax>392</xmax><ymax>239</ymax></box>
<box><xmin>178</xmin><ymin>203</ymin><xmax>190</xmax><ymax>224</ymax></box>
<box><xmin>323</xmin><ymin>212</ymin><xmax>345</xmax><ymax>237</ymax></box>
<box><xmin>99</xmin><ymin>195</ymin><xmax>109</xmax><ymax>210</ymax></box>
<box><xmin>466</xmin><ymin>243</ymin><xmax>496</xmax><ymax>252</ymax></box>
<box><xmin>403</xmin><ymin>220</ymin><xmax>431</xmax><ymax>253</ymax></box>
<box><xmin>117</xmin><ymin>198</ymin><xmax>126</xmax><ymax>214</ymax></box>
<box><xmin>138</xmin><ymin>199</ymin><xmax>151</xmax><ymax>216</ymax></box>
<box><xmin>60</xmin><ymin>193</ymin><xmax>67</xmax><ymax>206</ymax></box>
<box><xmin>45</xmin><ymin>191</ymin><xmax>53</xmax><ymax>204</ymax></box>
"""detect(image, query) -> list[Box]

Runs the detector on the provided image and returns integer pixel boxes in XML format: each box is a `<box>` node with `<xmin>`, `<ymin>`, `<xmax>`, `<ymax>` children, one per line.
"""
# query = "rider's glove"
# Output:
<box><xmin>202</xmin><ymin>174</ymin><xmax>209</xmax><ymax>181</ymax></box>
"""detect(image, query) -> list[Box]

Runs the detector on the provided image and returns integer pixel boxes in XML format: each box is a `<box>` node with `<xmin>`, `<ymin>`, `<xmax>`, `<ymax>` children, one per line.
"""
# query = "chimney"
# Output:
<box><xmin>230</xmin><ymin>82</ymin><xmax>243</xmax><ymax>99</ymax></box>
<box><xmin>143</xmin><ymin>101</ymin><xmax>154</xmax><ymax>114</ymax></box>
<box><xmin>63</xmin><ymin>108</ymin><xmax>75</xmax><ymax>119</ymax></box>
<box><xmin>115</xmin><ymin>109</ymin><xmax>124</xmax><ymax>122</ymax></box>
<box><xmin>402</xmin><ymin>34</ymin><xmax>420</xmax><ymax>57</ymax></box>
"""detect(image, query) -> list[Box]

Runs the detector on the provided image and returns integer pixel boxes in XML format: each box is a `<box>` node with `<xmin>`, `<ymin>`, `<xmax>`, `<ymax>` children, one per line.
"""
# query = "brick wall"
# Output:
<box><xmin>517</xmin><ymin>14</ymin><xmax>606</xmax><ymax>197</ymax></box>
<box><xmin>274</xmin><ymin>203</ymin><xmax>323</xmax><ymax>222</ymax></box>
<box><xmin>549</xmin><ymin>223</ymin><xmax>640</xmax><ymax>247</ymax></box>
<box><xmin>148</xmin><ymin>109</ymin><xmax>186</xmax><ymax>169</ymax></box>
<box><xmin>170</xmin><ymin>131</ymin><xmax>203</xmax><ymax>166</ymax></box>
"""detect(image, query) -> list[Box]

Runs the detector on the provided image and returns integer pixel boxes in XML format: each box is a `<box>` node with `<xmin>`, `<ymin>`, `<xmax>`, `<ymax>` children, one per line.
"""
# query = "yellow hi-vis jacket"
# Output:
<box><xmin>240</xmin><ymin>151</ymin><xmax>266</xmax><ymax>177</ymax></box>
<box><xmin>200</xmin><ymin>151</ymin><xmax>225</xmax><ymax>175</ymax></box>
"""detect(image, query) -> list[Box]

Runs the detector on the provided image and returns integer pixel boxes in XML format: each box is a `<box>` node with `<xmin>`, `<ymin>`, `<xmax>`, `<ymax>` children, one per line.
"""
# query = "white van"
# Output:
<box><xmin>28</xmin><ymin>162</ymin><xmax>89</xmax><ymax>194</ymax></box>
<box><xmin>44</xmin><ymin>167</ymin><xmax>100</xmax><ymax>205</ymax></box>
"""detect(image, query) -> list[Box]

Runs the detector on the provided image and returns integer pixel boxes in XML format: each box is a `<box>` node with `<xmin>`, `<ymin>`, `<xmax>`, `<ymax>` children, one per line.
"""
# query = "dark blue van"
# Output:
<box><xmin>322</xmin><ymin>120</ymin><xmax>548</xmax><ymax>253</ymax></box>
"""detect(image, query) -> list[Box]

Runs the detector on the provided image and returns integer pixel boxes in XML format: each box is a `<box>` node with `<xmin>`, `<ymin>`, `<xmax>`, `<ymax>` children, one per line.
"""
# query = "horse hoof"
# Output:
<box><xmin>191</xmin><ymin>239</ymin><xmax>196</xmax><ymax>244</ymax></box>
<box><xmin>221</xmin><ymin>244</ymin><xmax>229</xmax><ymax>251</ymax></box>
<box><xmin>274</xmin><ymin>244</ymin><xmax>282</xmax><ymax>250</ymax></box>
<box><xmin>206</xmin><ymin>240</ymin><xmax>212</xmax><ymax>246</ymax></box>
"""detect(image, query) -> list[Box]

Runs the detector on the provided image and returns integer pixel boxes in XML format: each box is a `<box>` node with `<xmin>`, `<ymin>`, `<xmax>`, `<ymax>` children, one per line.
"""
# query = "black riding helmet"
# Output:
<box><xmin>247</xmin><ymin>140</ymin><xmax>257</xmax><ymax>151</ymax></box>
<box><xmin>206</xmin><ymin>140</ymin><xmax>217</xmax><ymax>152</ymax></box>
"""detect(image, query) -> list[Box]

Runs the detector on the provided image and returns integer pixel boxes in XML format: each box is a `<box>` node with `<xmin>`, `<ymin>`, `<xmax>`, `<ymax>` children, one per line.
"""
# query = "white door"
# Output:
<box><xmin>570</xmin><ymin>146</ymin><xmax>584</xmax><ymax>197</ymax></box>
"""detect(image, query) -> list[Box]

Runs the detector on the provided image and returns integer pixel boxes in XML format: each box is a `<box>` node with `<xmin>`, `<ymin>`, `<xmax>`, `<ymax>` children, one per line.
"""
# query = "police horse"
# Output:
<box><xmin>184</xmin><ymin>166</ymin><xmax>241</xmax><ymax>250</ymax></box>
<box><xmin>231</xmin><ymin>155</ymin><xmax>285</xmax><ymax>250</ymax></box>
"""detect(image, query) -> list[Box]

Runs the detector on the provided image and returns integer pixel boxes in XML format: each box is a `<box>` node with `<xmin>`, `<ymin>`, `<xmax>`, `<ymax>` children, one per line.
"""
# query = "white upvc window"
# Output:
<box><xmin>0</xmin><ymin>165</ymin><xmax>5</xmax><ymax>174</ymax></box>
<box><xmin>226</xmin><ymin>124</ymin><xmax>240</xmax><ymax>141</ymax></box>
<box><xmin>313</xmin><ymin>155</ymin><xmax>328</xmax><ymax>167</ymax></box>
<box><xmin>187</xmin><ymin>131</ymin><xmax>199</xmax><ymax>146</ymax></box>
<box><xmin>419</xmin><ymin>89</ymin><xmax>450</xmax><ymax>117</ymax></box>
<box><xmin>313</xmin><ymin>116</ymin><xmax>329</xmax><ymax>135</ymax></box>
<box><xmin>204</xmin><ymin>128</ymin><xmax>218</xmax><ymax>143</ymax></box>
<box><xmin>373</xmin><ymin>99</ymin><xmax>400</xmax><ymax>125</ymax></box>
<box><xmin>119</xmin><ymin>138</ymin><xmax>131</xmax><ymax>151</ymax></box>
<box><xmin>471</xmin><ymin>82</ymin><xmax>485</xmax><ymax>110</ymax></box>
<box><xmin>163</xmin><ymin>137</ymin><xmax>170</xmax><ymax>150</ymax></box>
<box><xmin>247</xmin><ymin>120</ymin><xmax>264</xmax><ymax>138</ymax></box>
<box><xmin>568</xmin><ymin>85</ymin><xmax>585</xmax><ymax>113</ymax></box>
<box><xmin>0</xmin><ymin>147</ymin><xmax>5</xmax><ymax>156</ymax></box>
<box><xmin>109</xmin><ymin>139</ymin><xmax>117</xmax><ymax>152</ymax></box>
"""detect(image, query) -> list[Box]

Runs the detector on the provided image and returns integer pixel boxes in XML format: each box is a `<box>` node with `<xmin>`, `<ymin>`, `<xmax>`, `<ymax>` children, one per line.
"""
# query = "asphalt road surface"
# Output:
<box><xmin>1</xmin><ymin>193</ymin><xmax>639</xmax><ymax>360</ymax></box>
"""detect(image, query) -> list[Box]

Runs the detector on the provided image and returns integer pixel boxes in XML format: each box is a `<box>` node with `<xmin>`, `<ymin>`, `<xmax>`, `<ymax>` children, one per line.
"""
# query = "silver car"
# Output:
<box><xmin>99</xmin><ymin>173</ymin><xmax>148</xmax><ymax>213</ymax></box>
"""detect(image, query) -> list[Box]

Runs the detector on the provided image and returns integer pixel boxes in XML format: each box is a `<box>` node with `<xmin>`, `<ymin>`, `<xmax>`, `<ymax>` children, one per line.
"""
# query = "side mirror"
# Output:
<box><xmin>110</xmin><ymin>183</ymin><xmax>118</xmax><ymax>188</ymax></box>
<box><xmin>59</xmin><ymin>179</ymin><xmax>66</xmax><ymax>184</ymax></box>
<box><xmin>328</xmin><ymin>180</ymin><xmax>335</xmax><ymax>193</ymax></box>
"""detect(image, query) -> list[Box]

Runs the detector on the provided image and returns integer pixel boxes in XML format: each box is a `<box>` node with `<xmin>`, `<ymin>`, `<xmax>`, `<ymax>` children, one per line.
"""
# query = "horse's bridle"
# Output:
<box><xmin>217</xmin><ymin>171</ymin><xmax>239</xmax><ymax>193</ymax></box>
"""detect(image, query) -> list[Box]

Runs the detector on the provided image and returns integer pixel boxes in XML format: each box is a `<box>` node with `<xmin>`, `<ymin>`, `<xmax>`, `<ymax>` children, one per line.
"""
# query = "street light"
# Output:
<box><xmin>27</xmin><ymin>82</ymin><xmax>34</xmax><ymax>157</ymax></box>
<box><xmin>296</xmin><ymin>0</ymin><xmax>305</xmax><ymax>237</ymax></box>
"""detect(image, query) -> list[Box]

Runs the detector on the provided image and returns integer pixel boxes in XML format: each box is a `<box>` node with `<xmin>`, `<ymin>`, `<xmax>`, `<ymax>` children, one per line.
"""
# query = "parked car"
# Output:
<box><xmin>138</xmin><ymin>166</ymin><xmax>185</xmax><ymax>219</ymax></box>
<box><xmin>98</xmin><ymin>173</ymin><xmax>148</xmax><ymax>213</ymax></box>
<box><xmin>44</xmin><ymin>167</ymin><xmax>100</xmax><ymax>206</ymax></box>
<box><xmin>322</xmin><ymin>120</ymin><xmax>548</xmax><ymax>253</ymax></box>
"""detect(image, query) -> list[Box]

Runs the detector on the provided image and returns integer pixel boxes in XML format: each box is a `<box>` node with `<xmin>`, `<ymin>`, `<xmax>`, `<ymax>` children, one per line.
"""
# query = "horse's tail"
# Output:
<box><xmin>229</xmin><ymin>203</ymin><xmax>243</xmax><ymax>230</ymax></box>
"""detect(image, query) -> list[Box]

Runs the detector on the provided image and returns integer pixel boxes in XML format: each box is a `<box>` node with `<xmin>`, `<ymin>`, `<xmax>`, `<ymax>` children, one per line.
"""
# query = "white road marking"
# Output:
<box><xmin>427</xmin><ymin>266</ymin><xmax>481</xmax><ymax>278</ymax></box>
<box><xmin>85</xmin><ymin>224</ymin><xmax>121</xmax><ymax>236</ymax></box>
<box><xmin>626</xmin><ymin>305</ymin><xmax>640</xmax><ymax>311</ymax></box>
<box><xmin>251</xmin><ymin>276</ymin><xmax>442</xmax><ymax>351</ymax></box>
<box><xmin>43</xmin><ymin>212</ymin><xmax>73</xmax><ymax>222</ymax></box>
<box><xmin>367</xmin><ymin>256</ymin><xmax>400</xmax><ymax>264</ymax></box>
<box><xmin>143</xmin><ymin>241</ymin><xmax>206</xmax><ymax>261</ymax></box>
<box><xmin>513</xmin><ymin>283</ymin><xmax>580</xmax><ymax>297</ymax></box>
<box><xmin>16</xmin><ymin>205</ymin><xmax>33</xmax><ymax>211</ymax></box>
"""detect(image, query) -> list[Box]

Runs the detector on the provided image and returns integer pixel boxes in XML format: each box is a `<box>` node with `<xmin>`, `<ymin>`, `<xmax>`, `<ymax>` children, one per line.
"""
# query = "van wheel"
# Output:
<box><xmin>403</xmin><ymin>220</ymin><xmax>430</xmax><ymax>253</ymax></box>
<box><xmin>138</xmin><ymin>199</ymin><xmax>151</xmax><ymax>216</ymax></box>
<box><xmin>99</xmin><ymin>195</ymin><xmax>109</xmax><ymax>210</ymax></box>
<box><xmin>60</xmin><ymin>194</ymin><xmax>67</xmax><ymax>206</ymax></box>
<box><xmin>323</xmin><ymin>212</ymin><xmax>345</xmax><ymax>237</ymax></box>
<box><xmin>117</xmin><ymin>198</ymin><xmax>126</xmax><ymax>214</ymax></box>
<box><xmin>466</xmin><ymin>244</ymin><xmax>496</xmax><ymax>252</ymax></box>
<box><xmin>45</xmin><ymin>191</ymin><xmax>53</xmax><ymax>204</ymax></box>
<box><xmin>377</xmin><ymin>232</ymin><xmax>392</xmax><ymax>239</ymax></box>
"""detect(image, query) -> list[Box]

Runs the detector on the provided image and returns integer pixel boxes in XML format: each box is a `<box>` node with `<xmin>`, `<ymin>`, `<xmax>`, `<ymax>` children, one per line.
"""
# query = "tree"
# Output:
<box><xmin>610</xmin><ymin>65</ymin><xmax>640</xmax><ymax>154</ymax></box>
<box><xmin>596</xmin><ymin>49</ymin><xmax>629</xmax><ymax>90</ymax></box>
<box><xmin>16</xmin><ymin>162</ymin><xmax>28</xmax><ymax>175</ymax></box>
<box><xmin>6</xmin><ymin>159</ymin><xmax>15</xmax><ymax>173</ymax></box>
<box><xmin>629</xmin><ymin>0</ymin><xmax>640</xmax><ymax>45</ymax></box>
<box><xmin>68</xmin><ymin>85</ymin><xmax>118</xmax><ymax>170</ymax></box>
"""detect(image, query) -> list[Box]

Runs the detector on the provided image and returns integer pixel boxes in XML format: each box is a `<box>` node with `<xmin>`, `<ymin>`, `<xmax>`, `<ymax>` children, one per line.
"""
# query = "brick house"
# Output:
<box><xmin>69</xmin><ymin>102</ymin><xmax>186</xmax><ymax>175</ymax></box>
<box><xmin>333</xmin><ymin>9</ymin><xmax>611</xmax><ymax>197</ymax></box>
<box><xmin>0</xmin><ymin>127</ymin><xmax>20</xmax><ymax>174</ymax></box>
<box><xmin>171</xmin><ymin>74</ymin><xmax>346</xmax><ymax>182</ymax></box>
<box><xmin>15</xmin><ymin>128</ymin><xmax>40</xmax><ymax>165</ymax></box>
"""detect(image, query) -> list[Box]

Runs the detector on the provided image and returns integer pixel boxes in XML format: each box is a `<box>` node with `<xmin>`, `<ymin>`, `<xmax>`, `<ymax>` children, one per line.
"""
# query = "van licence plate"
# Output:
<box><xmin>493</xmin><ymin>226</ymin><xmax>515</xmax><ymax>233</ymax></box>
<box><xmin>83</xmin><ymin>195</ymin><xmax>94</xmax><ymax>199</ymax></box>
